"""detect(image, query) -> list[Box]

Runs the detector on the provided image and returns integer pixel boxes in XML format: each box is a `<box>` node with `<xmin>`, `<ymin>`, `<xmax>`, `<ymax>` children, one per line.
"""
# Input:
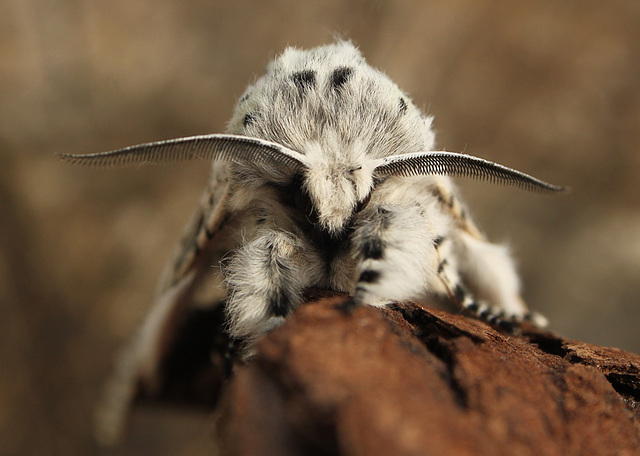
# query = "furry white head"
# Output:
<box><xmin>227</xmin><ymin>41</ymin><xmax>435</xmax><ymax>235</ymax></box>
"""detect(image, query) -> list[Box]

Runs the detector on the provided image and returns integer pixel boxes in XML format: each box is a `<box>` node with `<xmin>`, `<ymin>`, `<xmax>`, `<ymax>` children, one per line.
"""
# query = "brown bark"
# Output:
<box><xmin>211</xmin><ymin>296</ymin><xmax>640</xmax><ymax>456</ymax></box>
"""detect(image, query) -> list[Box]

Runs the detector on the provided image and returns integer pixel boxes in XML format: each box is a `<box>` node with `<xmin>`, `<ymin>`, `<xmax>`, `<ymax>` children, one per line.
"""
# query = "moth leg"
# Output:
<box><xmin>223</xmin><ymin>230</ymin><xmax>321</xmax><ymax>343</ymax></box>
<box><xmin>433</xmin><ymin>237</ymin><xmax>515</xmax><ymax>329</ymax></box>
<box><xmin>350</xmin><ymin>204</ymin><xmax>438</xmax><ymax>308</ymax></box>
<box><xmin>457</xmin><ymin>232</ymin><xmax>548</xmax><ymax>328</ymax></box>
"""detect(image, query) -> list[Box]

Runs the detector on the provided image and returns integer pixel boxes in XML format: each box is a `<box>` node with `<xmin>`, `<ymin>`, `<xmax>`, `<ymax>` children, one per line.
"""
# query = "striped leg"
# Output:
<box><xmin>456</xmin><ymin>232</ymin><xmax>548</xmax><ymax>328</ymax></box>
<box><xmin>433</xmin><ymin>236</ymin><xmax>515</xmax><ymax>330</ymax></box>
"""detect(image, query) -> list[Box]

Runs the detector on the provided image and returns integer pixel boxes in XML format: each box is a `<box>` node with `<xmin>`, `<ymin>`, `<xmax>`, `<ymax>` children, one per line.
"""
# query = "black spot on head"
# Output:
<box><xmin>398</xmin><ymin>97</ymin><xmax>408</xmax><ymax>115</ymax></box>
<box><xmin>358</xmin><ymin>270</ymin><xmax>381</xmax><ymax>284</ymax></box>
<box><xmin>362</xmin><ymin>238</ymin><xmax>384</xmax><ymax>260</ymax></box>
<box><xmin>239</xmin><ymin>93</ymin><xmax>250</xmax><ymax>103</ymax></box>
<box><xmin>437</xmin><ymin>259</ymin><xmax>448</xmax><ymax>274</ymax></box>
<box><xmin>330</xmin><ymin>67</ymin><xmax>353</xmax><ymax>90</ymax></box>
<box><xmin>292</xmin><ymin>70</ymin><xmax>316</xmax><ymax>89</ymax></box>
<box><xmin>243</xmin><ymin>112</ymin><xmax>257</xmax><ymax>127</ymax></box>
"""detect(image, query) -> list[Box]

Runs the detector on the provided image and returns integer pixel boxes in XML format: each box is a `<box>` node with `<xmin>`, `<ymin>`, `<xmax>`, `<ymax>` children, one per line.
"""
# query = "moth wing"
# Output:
<box><xmin>95</xmin><ymin>166</ymin><xmax>233</xmax><ymax>445</ymax></box>
<box><xmin>428</xmin><ymin>177</ymin><xmax>486</xmax><ymax>240</ymax></box>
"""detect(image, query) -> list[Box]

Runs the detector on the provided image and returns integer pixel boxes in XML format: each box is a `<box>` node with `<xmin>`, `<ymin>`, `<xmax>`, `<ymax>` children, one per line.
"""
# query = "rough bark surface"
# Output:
<box><xmin>209</xmin><ymin>295</ymin><xmax>640</xmax><ymax>456</ymax></box>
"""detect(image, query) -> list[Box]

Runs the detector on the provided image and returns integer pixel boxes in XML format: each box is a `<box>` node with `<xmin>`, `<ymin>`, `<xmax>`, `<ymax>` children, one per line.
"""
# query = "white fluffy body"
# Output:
<box><xmin>91</xmin><ymin>42</ymin><xmax>557</xmax><ymax>444</ymax></box>
<box><xmin>199</xmin><ymin>42</ymin><xmax>539</xmax><ymax>339</ymax></box>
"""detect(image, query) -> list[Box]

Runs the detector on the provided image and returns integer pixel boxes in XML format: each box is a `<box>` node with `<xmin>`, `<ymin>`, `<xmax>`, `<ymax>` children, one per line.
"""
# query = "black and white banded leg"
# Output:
<box><xmin>433</xmin><ymin>236</ymin><xmax>516</xmax><ymax>331</ymax></box>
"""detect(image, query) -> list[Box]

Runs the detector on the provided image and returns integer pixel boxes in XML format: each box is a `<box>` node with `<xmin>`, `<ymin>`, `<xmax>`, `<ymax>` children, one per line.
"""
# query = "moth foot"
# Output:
<box><xmin>524</xmin><ymin>311</ymin><xmax>549</xmax><ymax>328</ymax></box>
<box><xmin>464</xmin><ymin>301</ymin><xmax>524</xmax><ymax>334</ymax></box>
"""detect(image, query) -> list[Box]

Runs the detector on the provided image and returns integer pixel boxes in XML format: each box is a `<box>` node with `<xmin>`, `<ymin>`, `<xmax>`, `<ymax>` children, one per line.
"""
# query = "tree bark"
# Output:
<box><xmin>142</xmin><ymin>292</ymin><xmax>640</xmax><ymax>455</ymax></box>
<box><xmin>211</xmin><ymin>295</ymin><xmax>640</xmax><ymax>456</ymax></box>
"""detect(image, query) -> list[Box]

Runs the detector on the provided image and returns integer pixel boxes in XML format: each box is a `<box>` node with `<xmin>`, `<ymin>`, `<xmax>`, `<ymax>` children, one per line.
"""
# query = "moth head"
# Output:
<box><xmin>59</xmin><ymin>135</ymin><xmax>567</xmax><ymax>242</ymax></box>
<box><xmin>299</xmin><ymin>140</ymin><xmax>378</xmax><ymax>236</ymax></box>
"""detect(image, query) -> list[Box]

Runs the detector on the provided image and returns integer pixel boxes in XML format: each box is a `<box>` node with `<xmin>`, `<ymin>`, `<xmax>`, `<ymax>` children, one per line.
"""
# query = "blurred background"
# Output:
<box><xmin>1</xmin><ymin>0</ymin><xmax>639</xmax><ymax>454</ymax></box>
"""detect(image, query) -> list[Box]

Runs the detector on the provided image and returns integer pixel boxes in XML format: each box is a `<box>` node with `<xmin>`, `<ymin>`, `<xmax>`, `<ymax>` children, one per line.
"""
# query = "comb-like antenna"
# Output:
<box><xmin>375</xmin><ymin>151</ymin><xmax>567</xmax><ymax>194</ymax></box>
<box><xmin>58</xmin><ymin>134</ymin><xmax>307</xmax><ymax>172</ymax></box>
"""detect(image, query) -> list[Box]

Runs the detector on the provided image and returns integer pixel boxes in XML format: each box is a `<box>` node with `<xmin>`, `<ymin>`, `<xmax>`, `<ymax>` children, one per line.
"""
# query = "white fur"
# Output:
<box><xmin>213</xmin><ymin>42</ymin><xmax>542</xmax><ymax>338</ymax></box>
<box><xmin>94</xmin><ymin>41</ymin><xmax>551</xmax><ymax>445</ymax></box>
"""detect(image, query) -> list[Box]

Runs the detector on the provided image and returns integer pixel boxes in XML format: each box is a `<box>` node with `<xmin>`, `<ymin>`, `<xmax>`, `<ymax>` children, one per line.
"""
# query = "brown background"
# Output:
<box><xmin>1</xmin><ymin>1</ymin><xmax>639</xmax><ymax>455</ymax></box>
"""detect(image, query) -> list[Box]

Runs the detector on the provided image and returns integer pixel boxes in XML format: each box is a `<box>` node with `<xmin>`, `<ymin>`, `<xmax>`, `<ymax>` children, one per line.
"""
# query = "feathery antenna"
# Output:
<box><xmin>58</xmin><ymin>134</ymin><xmax>307</xmax><ymax>172</ymax></box>
<box><xmin>375</xmin><ymin>151</ymin><xmax>568</xmax><ymax>194</ymax></box>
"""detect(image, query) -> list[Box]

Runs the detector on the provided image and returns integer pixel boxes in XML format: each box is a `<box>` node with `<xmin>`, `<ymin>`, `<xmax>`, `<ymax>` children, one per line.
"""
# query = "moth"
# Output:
<box><xmin>60</xmin><ymin>42</ymin><xmax>565</xmax><ymax>443</ymax></box>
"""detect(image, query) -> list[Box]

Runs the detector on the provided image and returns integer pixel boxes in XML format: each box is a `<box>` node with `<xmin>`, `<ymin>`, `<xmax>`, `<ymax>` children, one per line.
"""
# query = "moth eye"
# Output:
<box><xmin>355</xmin><ymin>192</ymin><xmax>371</xmax><ymax>213</ymax></box>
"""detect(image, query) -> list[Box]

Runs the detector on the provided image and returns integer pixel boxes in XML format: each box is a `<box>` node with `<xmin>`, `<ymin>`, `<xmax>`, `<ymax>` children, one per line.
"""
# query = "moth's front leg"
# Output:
<box><xmin>350</xmin><ymin>204</ymin><xmax>439</xmax><ymax>307</ymax></box>
<box><xmin>223</xmin><ymin>229</ymin><xmax>321</xmax><ymax>343</ymax></box>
